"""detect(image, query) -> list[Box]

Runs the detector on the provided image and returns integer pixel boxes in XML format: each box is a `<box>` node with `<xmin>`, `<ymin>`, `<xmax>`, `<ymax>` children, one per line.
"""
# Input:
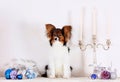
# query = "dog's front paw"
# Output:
<box><xmin>49</xmin><ymin>75</ymin><xmax>55</xmax><ymax>79</ymax></box>
<box><xmin>63</xmin><ymin>75</ymin><xmax>70</xmax><ymax>79</ymax></box>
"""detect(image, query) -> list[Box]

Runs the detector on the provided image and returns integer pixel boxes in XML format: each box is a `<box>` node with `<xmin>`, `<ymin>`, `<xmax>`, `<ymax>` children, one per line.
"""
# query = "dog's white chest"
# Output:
<box><xmin>49</xmin><ymin>41</ymin><xmax>69</xmax><ymax>77</ymax></box>
<box><xmin>50</xmin><ymin>41</ymin><xmax>68</xmax><ymax>57</ymax></box>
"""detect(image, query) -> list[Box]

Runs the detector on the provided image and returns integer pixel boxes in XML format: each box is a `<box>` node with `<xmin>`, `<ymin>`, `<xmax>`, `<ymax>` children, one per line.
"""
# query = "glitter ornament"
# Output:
<box><xmin>101</xmin><ymin>70</ymin><xmax>111</xmax><ymax>79</ymax></box>
<box><xmin>91</xmin><ymin>74</ymin><xmax>98</xmax><ymax>79</ymax></box>
<box><xmin>17</xmin><ymin>74</ymin><xmax>23</xmax><ymax>80</ymax></box>
<box><xmin>5</xmin><ymin>69</ymin><xmax>12</xmax><ymax>79</ymax></box>
<box><xmin>110</xmin><ymin>72</ymin><xmax>117</xmax><ymax>79</ymax></box>
<box><xmin>10</xmin><ymin>69</ymin><xmax>18</xmax><ymax>79</ymax></box>
<box><xmin>25</xmin><ymin>69</ymin><xmax>36</xmax><ymax>79</ymax></box>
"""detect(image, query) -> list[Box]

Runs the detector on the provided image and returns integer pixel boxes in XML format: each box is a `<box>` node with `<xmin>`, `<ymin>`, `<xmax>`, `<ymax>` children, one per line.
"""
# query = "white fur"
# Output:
<box><xmin>47</xmin><ymin>41</ymin><xmax>71</xmax><ymax>78</ymax></box>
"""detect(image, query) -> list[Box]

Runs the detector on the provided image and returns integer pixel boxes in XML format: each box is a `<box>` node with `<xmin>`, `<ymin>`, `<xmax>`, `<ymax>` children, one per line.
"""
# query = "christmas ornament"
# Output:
<box><xmin>101</xmin><ymin>70</ymin><xmax>111</xmax><ymax>79</ymax></box>
<box><xmin>25</xmin><ymin>69</ymin><xmax>36</xmax><ymax>79</ymax></box>
<box><xmin>110</xmin><ymin>72</ymin><xmax>117</xmax><ymax>79</ymax></box>
<box><xmin>5</xmin><ymin>69</ymin><xmax>12</xmax><ymax>79</ymax></box>
<box><xmin>17</xmin><ymin>74</ymin><xmax>23</xmax><ymax>80</ymax></box>
<box><xmin>91</xmin><ymin>74</ymin><xmax>98</xmax><ymax>79</ymax></box>
<box><xmin>10</xmin><ymin>69</ymin><xmax>18</xmax><ymax>79</ymax></box>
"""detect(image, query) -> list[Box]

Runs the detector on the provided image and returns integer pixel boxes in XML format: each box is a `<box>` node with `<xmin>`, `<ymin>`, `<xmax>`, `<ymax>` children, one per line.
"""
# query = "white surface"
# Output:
<box><xmin>0</xmin><ymin>77</ymin><xmax>120</xmax><ymax>82</ymax></box>
<box><xmin>0</xmin><ymin>0</ymin><xmax>120</xmax><ymax>77</ymax></box>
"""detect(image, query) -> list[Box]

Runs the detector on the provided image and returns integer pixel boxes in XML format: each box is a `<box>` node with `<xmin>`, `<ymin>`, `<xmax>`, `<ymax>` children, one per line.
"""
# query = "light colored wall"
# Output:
<box><xmin>0</xmin><ymin>0</ymin><xmax>119</xmax><ymax>77</ymax></box>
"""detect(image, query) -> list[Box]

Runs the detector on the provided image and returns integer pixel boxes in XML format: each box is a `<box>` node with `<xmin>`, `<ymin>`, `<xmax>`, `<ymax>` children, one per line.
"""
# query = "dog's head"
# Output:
<box><xmin>46</xmin><ymin>24</ymin><xmax>72</xmax><ymax>46</ymax></box>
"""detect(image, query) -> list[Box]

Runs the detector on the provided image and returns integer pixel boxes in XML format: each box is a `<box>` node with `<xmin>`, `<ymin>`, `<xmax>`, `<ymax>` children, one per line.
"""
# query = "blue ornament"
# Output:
<box><xmin>5</xmin><ymin>69</ymin><xmax>12</xmax><ymax>79</ymax></box>
<box><xmin>17</xmin><ymin>74</ymin><xmax>23</xmax><ymax>80</ymax></box>
<box><xmin>10</xmin><ymin>69</ymin><xmax>18</xmax><ymax>80</ymax></box>
<box><xmin>91</xmin><ymin>74</ymin><xmax>98</xmax><ymax>79</ymax></box>
<box><xmin>25</xmin><ymin>69</ymin><xmax>36</xmax><ymax>79</ymax></box>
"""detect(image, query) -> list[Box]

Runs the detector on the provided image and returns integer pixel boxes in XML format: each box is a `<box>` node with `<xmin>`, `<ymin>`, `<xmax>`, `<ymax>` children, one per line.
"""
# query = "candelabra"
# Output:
<box><xmin>79</xmin><ymin>35</ymin><xmax>111</xmax><ymax>65</ymax></box>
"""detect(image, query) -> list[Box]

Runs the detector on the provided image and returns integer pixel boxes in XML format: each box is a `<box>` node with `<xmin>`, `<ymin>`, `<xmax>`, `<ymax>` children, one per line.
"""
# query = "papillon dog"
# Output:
<box><xmin>42</xmin><ymin>24</ymin><xmax>72</xmax><ymax>78</ymax></box>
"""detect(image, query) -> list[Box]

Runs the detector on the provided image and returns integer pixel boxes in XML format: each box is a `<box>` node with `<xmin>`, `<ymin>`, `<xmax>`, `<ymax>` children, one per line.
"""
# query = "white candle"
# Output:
<box><xmin>92</xmin><ymin>8</ymin><xmax>97</xmax><ymax>36</ymax></box>
<box><xmin>68</xmin><ymin>11</ymin><xmax>71</xmax><ymax>25</ymax></box>
<box><xmin>80</xmin><ymin>8</ymin><xmax>84</xmax><ymax>41</ymax></box>
<box><xmin>107</xmin><ymin>15</ymin><xmax>110</xmax><ymax>39</ymax></box>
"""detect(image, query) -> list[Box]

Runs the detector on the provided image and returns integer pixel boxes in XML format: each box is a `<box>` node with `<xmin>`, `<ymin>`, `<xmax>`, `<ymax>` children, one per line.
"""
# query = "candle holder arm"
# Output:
<box><xmin>97</xmin><ymin>39</ymin><xmax>111</xmax><ymax>50</ymax></box>
<box><xmin>79</xmin><ymin>41</ymin><xmax>93</xmax><ymax>51</ymax></box>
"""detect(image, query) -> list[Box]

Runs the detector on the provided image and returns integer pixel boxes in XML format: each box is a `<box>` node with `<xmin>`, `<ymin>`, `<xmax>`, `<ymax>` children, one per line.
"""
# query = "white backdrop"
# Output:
<box><xmin>0</xmin><ymin>0</ymin><xmax>120</xmax><ymax>77</ymax></box>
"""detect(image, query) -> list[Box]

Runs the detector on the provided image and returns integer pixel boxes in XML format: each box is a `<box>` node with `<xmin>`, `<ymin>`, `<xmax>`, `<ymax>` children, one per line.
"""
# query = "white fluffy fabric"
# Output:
<box><xmin>47</xmin><ymin>41</ymin><xmax>71</xmax><ymax>78</ymax></box>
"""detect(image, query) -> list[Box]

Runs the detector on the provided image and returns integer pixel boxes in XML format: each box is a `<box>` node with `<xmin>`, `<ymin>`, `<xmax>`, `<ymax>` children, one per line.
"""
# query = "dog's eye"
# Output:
<box><xmin>58</xmin><ymin>34</ymin><xmax>62</xmax><ymax>36</ymax></box>
<box><xmin>53</xmin><ymin>33</ymin><xmax>56</xmax><ymax>36</ymax></box>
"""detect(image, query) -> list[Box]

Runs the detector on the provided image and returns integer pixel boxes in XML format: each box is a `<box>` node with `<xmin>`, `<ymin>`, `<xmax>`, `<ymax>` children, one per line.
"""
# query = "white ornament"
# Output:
<box><xmin>110</xmin><ymin>72</ymin><xmax>117</xmax><ymax>79</ymax></box>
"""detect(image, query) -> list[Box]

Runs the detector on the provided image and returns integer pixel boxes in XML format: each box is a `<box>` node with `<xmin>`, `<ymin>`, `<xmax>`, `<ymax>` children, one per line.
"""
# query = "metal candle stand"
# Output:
<box><xmin>79</xmin><ymin>35</ymin><xmax>111</xmax><ymax>65</ymax></box>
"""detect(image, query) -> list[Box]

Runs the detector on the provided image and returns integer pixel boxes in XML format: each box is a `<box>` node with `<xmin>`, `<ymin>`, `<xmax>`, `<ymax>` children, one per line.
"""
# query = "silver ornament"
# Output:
<box><xmin>110</xmin><ymin>72</ymin><xmax>117</xmax><ymax>79</ymax></box>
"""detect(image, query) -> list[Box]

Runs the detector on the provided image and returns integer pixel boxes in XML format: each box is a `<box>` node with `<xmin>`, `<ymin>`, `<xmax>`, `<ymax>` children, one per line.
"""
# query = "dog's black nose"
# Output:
<box><xmin>55</xmin><ymin>38</ymin><xmax>57</xmax><ymax>40</ymax></box>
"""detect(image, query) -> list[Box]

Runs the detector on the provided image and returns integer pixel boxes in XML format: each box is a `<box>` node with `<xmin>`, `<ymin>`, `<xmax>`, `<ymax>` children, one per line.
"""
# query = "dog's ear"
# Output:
<box><xmin>45</xmin><ymin>24</ymin><xmax>55</xmax><ymax>38</ymax></box>
<box><xmin>62</xmin><ymin>25</ymin><xmax>72</xmax><ymax>42</ymax></box>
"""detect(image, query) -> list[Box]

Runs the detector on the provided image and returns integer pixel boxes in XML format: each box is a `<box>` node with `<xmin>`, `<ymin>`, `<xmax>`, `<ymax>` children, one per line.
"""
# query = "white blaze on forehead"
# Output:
<box><xmin>56</xmin><ymin>26</ymin><xmax>63</xmax><ymax>29</ymax></box>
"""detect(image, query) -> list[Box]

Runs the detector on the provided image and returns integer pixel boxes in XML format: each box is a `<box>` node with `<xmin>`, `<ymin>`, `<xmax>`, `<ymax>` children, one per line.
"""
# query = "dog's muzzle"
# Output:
<box><xmin>54</xmin><ymin>37</ymin><xmax>59</xmax><ymax>41</ymax></box>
